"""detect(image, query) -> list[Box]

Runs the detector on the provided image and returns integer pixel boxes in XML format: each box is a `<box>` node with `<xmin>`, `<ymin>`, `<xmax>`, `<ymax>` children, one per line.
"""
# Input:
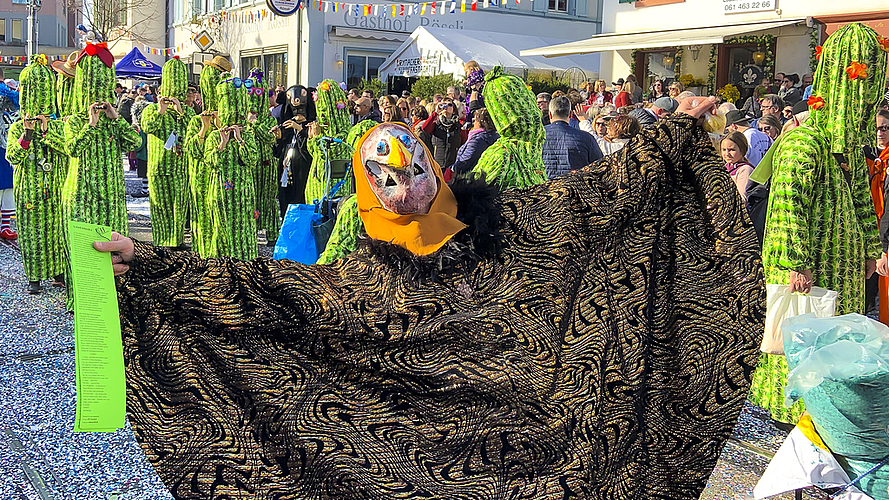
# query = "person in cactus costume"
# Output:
<box><xmin>472</xmin><ymin>66</ymin><xmax>547</xmax><ymax>189</ymax></box>
<box><xmin>63</xmin><ymin>42</ymin><xmax>140</xmax><ymax>233</ymax></box>
<box><xmin>305</xmin><ymin>80</ymin><xmax>352</xmax><ymax>204</ymax></box>
<box><xmin>316</xmin><ymin>118</ymin><xmax>377</xmax><ymax>264</ymax></box>
<box><xmin>748</xmin><ymin>23</ymin><xmax>889</xmax><ymax>424</ymax></box>
<box><xmin>184</xmin><ymin>61</ymin><xmax>229</xmax><ymax>258</ymax></box>
<box><xmin>5</xmin><ymin>54</ymin><xmax>67</xmax><ymax>294</ymax></box>
<box><xmin>140</xmin><ymin>56</ymin><xmax>196</xmax><ymax>248</ymax></box>
<box><xmin>51</xmin><ymin>51</ymin><xmax>77</xmax><ymax>119</ymax></box>
<box><xmin>244</xmin><ymin>68</ymin><xmax>280</xmax><ymax>245</ymax></box>
<box><xmin>202</xmin><ymin>73</ymin><xmax>258</xmax><ymax>260</ymax></box>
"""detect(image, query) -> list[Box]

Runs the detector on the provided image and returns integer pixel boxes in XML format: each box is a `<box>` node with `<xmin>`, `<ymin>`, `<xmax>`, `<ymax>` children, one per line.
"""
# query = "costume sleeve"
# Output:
<box><xmin>112</xmin><ymin>116</ymin><xmax>143</xmax><ymax>153</ymax></box>
<box><xmin>43</xmin><ymin>120</ymin><xmax>67</xmax><ymax>154</ymax></box>
<box><xmin>761</xmin><ymin>128</ymin><xmax>818</xmax><ymax>271</ymax></box>
<box><xmin>184</xmin><ymin>116</ymin><xmax>205</xmax><ymax>160</ymax></box>
<box><xmin>850</xmin><ymin>148</ymin><xmax>882</xmax><ymax>260</ymax></box>
<box><xmin>65</xmin><ymin>114</ymin><xmax>100</xmax><ymax>157</ymax></box>
<box><xmin>238</xmin><ymin>128</ymin><xmax>259</xmax><ymax>167</ymax></box>
<box><xmin>316</xmin><ymin>194</ymin><xmax>362</xmax><ymax>264</ymax></box>
<box><xmin>140</xmin><ymin>104</ymin><xmax>165</xmax><ymax>137</ymax></box>
<box><xmin>118</xmin><ymin>241</ymin><xmax>332</xmax><ymax>337</ymax></box>
<box><xmin>5</xmin><ymin>121</ymin><xmax>28</xmax><ymax>165</ymax></box>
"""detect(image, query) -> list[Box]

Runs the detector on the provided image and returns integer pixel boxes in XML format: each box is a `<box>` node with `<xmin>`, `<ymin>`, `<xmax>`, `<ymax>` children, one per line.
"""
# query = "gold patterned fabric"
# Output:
<box><xmin>117</xmin><ymin>115</ymin><xmax>764</xmax><ymax>499</ymax></box>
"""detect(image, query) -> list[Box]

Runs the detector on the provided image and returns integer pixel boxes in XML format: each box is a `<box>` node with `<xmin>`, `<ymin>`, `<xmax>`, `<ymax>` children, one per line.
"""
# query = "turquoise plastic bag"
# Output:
<box><xmin>782</xmin><ymin>313</ymin><xmax>889</xmax><ymax>499</ymax></box>
<box><xmin>273</xmin><ymin>203</ymin><xmax>322</xmax><ymax>264</ymax></box>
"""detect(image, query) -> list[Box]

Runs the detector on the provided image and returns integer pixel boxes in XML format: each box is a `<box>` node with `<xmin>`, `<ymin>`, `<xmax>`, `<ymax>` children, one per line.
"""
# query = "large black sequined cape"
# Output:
<box><xmin>117</xmin><ymin>115</ymin><xmax>765</xmax><ymax>499</ymax></box>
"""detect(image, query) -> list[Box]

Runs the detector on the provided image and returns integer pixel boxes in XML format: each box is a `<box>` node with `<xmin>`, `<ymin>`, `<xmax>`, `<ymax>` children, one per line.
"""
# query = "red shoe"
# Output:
<box><xmin>0</xmin><ymin>228</ymin><xmax>17</xmax><ymax>240</ymax></box>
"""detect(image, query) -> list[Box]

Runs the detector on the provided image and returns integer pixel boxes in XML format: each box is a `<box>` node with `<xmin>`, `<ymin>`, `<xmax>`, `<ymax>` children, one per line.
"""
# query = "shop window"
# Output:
<box><xmin>717</xmin><ymin>43</ymin><xmax>767</xmax><ymax>106</ymax></box>
<box><xmin>548</xmin><ymin>0</ymin><xmax>568</xmax><ymax>12</ymax></box>
<box><xmin>635</xmin><ymin>49</ymin><xmax>676</xmax><ymax>94</ymax></box>
<box><xmin>241</xmin><ymin>53</ymin><xmax>287</xmax><ymax>88</ymax></box>
<box><xmin>11</xmin><ymin>19</ymin><xmax>23</xmax><ymax>44</ymax></box>
<box><xmin>346</xmin><ymin>54</ymin><xmax>386</xmax><ymax>89</ymax></box>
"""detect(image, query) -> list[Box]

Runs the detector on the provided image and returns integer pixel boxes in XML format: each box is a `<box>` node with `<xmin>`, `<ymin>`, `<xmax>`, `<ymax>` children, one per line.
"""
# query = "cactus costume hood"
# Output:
<box><xmin>72</xmin><ymin>42</ymin><xmax>115</xmax><ymax>114</ymax></box>
<box><xmin>18</xmin><ymin>54</ymin><xmax>55</xmax><ymax>116</ymax></box>
<box><xmin>118</xmin><ymin>109</ymin><xmax>764</xmax><ymax>499</ymax></box>
<box><xmin>159</xmin><ymin>56</ymin><xmax>188</xmax><ymax>102</ymax></box>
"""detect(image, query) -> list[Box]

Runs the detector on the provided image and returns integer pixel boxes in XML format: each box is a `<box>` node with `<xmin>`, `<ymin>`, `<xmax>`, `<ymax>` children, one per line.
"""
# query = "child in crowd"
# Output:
<box><xmin>721</xmin><ymin>131</ymin><xmax>754</xmax><ymax>204</ymax></box>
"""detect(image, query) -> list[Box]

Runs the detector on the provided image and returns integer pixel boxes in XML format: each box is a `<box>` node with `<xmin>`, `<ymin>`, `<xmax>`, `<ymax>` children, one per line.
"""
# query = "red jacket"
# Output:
<box><xmin>613</xmin><ymin>91</ymin><xmax>631</xmax><ymax>108</ymax></box>
<box><xmin>587</xmin><ymin>91</ymin><xmax>613</xmax><ymax>106</ymax></box>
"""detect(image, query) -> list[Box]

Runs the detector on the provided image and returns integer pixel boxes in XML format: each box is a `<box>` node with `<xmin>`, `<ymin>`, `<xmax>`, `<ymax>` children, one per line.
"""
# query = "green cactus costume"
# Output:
<box><xmin>202</xmin><ymin>73</ymin><xmax>258</xmax><ymax>260</ymax></box>
<box><xmin>56</xmin><ymin>72</ymin><xmax>75</xmax><ymax>119</ymax></box>
<box><xmin>5</xmin><ymin>55</ymin><xmax>67</xmax><ymax>283</ymax></box>
<box><xmin>184</xmin><ymin>64</ymin><xmax>229</xmax><ymax>258</ymax></box>
<box><xmin>472</xmin><ymin>67</ymin><xmax>546</xmax><ymax>189</ymax></box>
<box><xmin>140</xmin><ymin>57</ymin><xmax>196</xmax><ymax>247</ymax></box>
<box><xmin>316</xmin><ymin>119</ymin><xmax>377</xmax><ymax>264</ymax></box>
<box><xmin>305</xmin><ymin>80</ymin><xmax>352</xmax><ymax>203</ymax></box>
<box><xmin>748</xmin><ymin>23</ymin><xmax>889</xmax><ymax>424</ymax></box>
<box><xmin>244</xmin><ymin>71</ymin><xmax>280</xmax><ymax>242</ymax></box>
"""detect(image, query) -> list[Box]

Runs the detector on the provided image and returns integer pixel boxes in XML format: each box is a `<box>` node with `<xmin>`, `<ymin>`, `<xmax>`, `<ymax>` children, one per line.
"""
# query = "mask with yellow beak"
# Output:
<box><xmin>353</xmin><ymin>122</ymin><xmax>467</xmax><ymax>255</ymax></box>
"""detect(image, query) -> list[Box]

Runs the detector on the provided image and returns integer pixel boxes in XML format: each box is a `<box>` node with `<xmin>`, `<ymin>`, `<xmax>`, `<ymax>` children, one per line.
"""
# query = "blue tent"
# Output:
<box><xmin>115</xmin><ymin>47</ymin><xmax>162</xmax><ymax>79</ymax></box>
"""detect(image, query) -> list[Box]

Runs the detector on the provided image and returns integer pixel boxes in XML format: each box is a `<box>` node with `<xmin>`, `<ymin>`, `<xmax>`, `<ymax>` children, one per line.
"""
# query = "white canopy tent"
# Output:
<box><xmin>378</xmin><ymin>27</ymin><xmax>600</xmax><ymax>82</ymax></box>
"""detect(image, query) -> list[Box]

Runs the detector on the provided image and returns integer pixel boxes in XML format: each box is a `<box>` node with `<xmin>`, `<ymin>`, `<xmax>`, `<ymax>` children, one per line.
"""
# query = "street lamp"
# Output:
<box><xmin>26</xmin><ymin>0</ymin><xmax>42</xmax><ymax>60</ymax></box>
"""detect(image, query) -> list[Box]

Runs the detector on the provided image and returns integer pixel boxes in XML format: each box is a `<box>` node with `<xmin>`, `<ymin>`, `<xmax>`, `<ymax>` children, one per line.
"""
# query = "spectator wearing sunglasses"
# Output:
<box><xmin>395</xmin><ymin>98</ymin><xmax>412</xmax><ymax>125</ymax></box>
<box><xmin>352</xmin><ymin>96</ymin><xmax>381</xmax><ymax>125</ymax></box>
<box><xmin>777</xmin><ymin>73</ymin><xmax>802</xmax><ymax>106</ymax></box>
<box><xmin>756</xmin><ymin>114</ymin><xmax>781</xmax><ymax>141</ymax></box>
<box><xmin>419</xmin><ymin>98</ymin><xmax>463</xmax><ymax>169</ymax></box>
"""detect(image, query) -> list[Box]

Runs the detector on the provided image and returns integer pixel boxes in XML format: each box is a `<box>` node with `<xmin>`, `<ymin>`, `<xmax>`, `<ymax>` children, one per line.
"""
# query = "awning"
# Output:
<box><xmin>520</xmin><ymin>18</ymin><xmax>806</xmax><ymax>58</ymax></box>
<box><xmin>115</xmin><ymin>47</ymin><xmax>163</xmax><ymax>79</ymax></box>
<box><xmin>329</xmin><ymin>26</ymin><xmax>408</xmax><ymax>42</ymax></box>
<box><xmin>378</xmin><ymin>27</ymin><xmax>600</xmax><ymax>80</ymax></box>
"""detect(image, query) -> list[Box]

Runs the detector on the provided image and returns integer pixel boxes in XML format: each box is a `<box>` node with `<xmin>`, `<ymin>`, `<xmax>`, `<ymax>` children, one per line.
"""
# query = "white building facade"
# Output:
<box><xmin>523</xmin><ymin>0</ymin><xmax>888</xmax><ymax>104</ymax></box>
<box><xmin>165</xmin><ymin>0</ymin><xmax>604</xmax><ymax>89</ymax></box>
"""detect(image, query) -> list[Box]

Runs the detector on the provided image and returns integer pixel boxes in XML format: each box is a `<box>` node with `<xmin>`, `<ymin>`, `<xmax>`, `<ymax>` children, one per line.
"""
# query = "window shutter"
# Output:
<box><xmin>533</xmin><ymin>0</ymin><xmax>547</xmax><ymax>13</ymax></box>
<box><xmin>574</xmin><ymin>0</ymin><xmax>586</xmax><ymax>17</ymax></box>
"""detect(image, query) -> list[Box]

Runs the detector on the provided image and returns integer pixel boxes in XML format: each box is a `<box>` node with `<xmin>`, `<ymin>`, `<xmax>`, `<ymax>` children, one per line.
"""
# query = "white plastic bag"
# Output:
<box><xmin>761</xmin><ymin>285</ymin><xmax>837</xmax><ymax>354</ymax></box>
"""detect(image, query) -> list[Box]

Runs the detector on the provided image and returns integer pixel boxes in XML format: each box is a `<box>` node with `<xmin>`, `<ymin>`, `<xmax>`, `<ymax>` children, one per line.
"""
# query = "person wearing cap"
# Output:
<box><xmin>612</xmin><ymin>78</ymin><xmax>632</xmax><ymax>108</ymax></box>
<box><xmin>724</xmin><ymin>109</ymin><xmax>772</xmax><ymax>166</ymax></box>
<box><xmin>629</xmin><ymin>96</ymin><xmax>677</xmax><ymax>126</ymax></box>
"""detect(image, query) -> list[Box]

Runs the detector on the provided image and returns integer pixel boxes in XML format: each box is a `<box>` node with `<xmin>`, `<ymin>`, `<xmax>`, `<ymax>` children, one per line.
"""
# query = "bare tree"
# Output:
<box><xmin>182</xmin><ymin>11</ymin><xmax>244</xmax><ymax>61</ymax></box>
<box><xmin>66</xmin><ymin>0</ymin><xmax>161</xmax><ymax>48</ymax></box>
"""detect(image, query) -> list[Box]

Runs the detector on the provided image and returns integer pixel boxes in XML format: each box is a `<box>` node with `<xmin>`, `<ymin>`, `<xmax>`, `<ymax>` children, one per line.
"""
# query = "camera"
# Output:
<box><xmin>94</xmin><ymin>104</ymin><xmax>107</xmax><ymax>110</ymax></box>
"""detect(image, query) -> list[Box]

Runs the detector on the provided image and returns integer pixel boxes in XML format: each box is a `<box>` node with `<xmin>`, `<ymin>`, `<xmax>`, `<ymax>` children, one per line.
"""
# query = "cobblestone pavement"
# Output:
<box><xmin>0</xmin><ymin>171</ymin><xmax>823</xmax><ymax>499</ymax></box>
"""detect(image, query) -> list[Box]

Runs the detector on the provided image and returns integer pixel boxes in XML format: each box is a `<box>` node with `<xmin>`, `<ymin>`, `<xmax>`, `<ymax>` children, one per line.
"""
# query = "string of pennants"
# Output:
<box><xmin>0</xmin><ymin>54</ymin><xmax>68</xmax><ymax>66</ymax></box>
<box><xmin>137</xmin><ymin>0</ymin><xmax>501</xmax><ymax>56</ymax></box>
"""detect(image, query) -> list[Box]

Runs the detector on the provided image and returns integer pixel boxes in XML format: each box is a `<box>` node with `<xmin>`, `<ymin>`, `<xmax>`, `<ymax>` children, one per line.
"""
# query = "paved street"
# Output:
<box><xmin>0</xmin><ymin>171</ymin><xmax>819</xmax><ymax>499</ymax></box>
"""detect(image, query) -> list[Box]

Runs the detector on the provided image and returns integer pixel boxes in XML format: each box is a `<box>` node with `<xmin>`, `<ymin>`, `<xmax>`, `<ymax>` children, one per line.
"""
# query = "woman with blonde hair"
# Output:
<box><xmin>395</xmin><ymin>97</ymin><xmax>411</xmax><ymax>124</ymax></box>
<box><xmin>668</xmin><ymin>81</ymin><xmax>683</xmax><ymax>99</ymax></box>
<box><xmin>587</xmin><ymin>79</ymin><xmax>613</xmax><ymax>108</ymax></box>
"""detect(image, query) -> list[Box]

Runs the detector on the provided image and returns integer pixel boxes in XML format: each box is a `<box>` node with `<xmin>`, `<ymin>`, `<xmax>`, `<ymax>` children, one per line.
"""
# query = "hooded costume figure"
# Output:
<box><xmin>140</xmin><ymin>56</ymin><xmax>196</xmax><ymax>248</ymax></box>
<box><xmin>4</xmin><ymin>54</ymin><xmax>67</xmax><ymax>290</ymax></box>
<box><xmin>244</xmin><ymin>68</ymin><xmax>281</xmax><ymax>243</ymax></box>
<box><xmin>275</xmin><ymin>85</ymin><xmax>314</xmax><ymax>215</ymax></box>
<box><xmin>305</xmin><ymin>80</ymin><xmax>352</xmax><ymax>204</ymax></box>
<box><xmin>203</xmin><ymin>72</ymin><xmax>258</xmax><ymax>260</ymax></box>
<box><xmin>63</xmin><ymin>42</ymin><xmax>141</xmax><ymax>309</ymax></box>
<box><xmin>184</xmin><ymin>63</ymin><xmax>229</xmax><ymax>258</ymax></box>
<box><xmin>748</xmin><ymin>23</ymin><xmax>889</xmax><ymax>424</ymax></box>
<box><xmin>115</xmin><ymin>105</ymin><xmax>764</xmax><ymax>499</ymax></box>
<box><xmin>472</xmin><ymin>67</ymin><xmax>547</xmax><ymax>189</ymax></box>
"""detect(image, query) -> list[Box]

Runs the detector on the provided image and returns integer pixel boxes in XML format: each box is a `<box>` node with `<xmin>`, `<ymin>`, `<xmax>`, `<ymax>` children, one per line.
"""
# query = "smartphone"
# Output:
<box><xmin>94</xmin><ymin>104</ymin><xmax>107</xmax><ymax>110</ymax></box>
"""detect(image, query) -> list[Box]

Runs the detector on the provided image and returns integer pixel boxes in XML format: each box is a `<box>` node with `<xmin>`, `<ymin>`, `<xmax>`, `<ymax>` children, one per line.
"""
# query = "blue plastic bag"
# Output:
<box><xmin>273</xmin><ymin>203</ymin><xmax>323</xmax><ymax>264</ymax></box>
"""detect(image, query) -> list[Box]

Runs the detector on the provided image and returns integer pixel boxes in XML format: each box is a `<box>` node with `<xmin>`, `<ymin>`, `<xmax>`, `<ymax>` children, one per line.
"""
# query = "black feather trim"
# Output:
<box><xmin>357</xmin><ymin>173</ymin><xmax>504</xmax><ymax>285</ymax></box>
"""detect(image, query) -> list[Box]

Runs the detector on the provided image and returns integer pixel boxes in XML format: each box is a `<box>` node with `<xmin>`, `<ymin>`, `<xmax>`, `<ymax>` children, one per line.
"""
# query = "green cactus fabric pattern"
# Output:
<box><xmin>184</xmin><ymin>64</ymin><xmax>227</xmax><ymax>258</ymax></box>
<box><xmin>750</xmin><ymin>23</ymin><xmax>888</xmax><ymax>424</ymax></box>
<box><xmin>246</xmin><ymin>82</ymin><xmax>281</xmax><ymax>242</ymax></box>
<box><xmin>203</xmin><ymin>76</ymin><xmax>259</xmax><ymax>260</ymax></box>
<box><xmin>72</xmin><ymin>52</ymin><xmax>115</xmax><ymax>113</ymax></box>
<box><xmin>315</xmin><ymin>120</ymin><xmax>377</xmax><ymax>264</ymax></box>
<box><xmin>473</xmin><ymin>66</ymin><xmax>546</xmax><ymax>189</ymax></box>
<box><xmin>306</xmin><ymin>80</ymin><xmax>352</xmax><ymax>203</ymax></box>
<box><xmin>141</xmin><ymin>58</ymin><xmax>196</xmax><ymax>247</ymax></box>
<box><xmin>316</xmin><ymin>194</ymin><xmax>360</xmax><ymax>264</ymax></box>
<box><xmin>6</xmin><ymin>56</ymin><xmax>66</xmax><ymax>281</ymax></box>
<box><xmin>56</xmin><ymin>73</ymin><xmax>75</xmax><ymax>119</ymax></box>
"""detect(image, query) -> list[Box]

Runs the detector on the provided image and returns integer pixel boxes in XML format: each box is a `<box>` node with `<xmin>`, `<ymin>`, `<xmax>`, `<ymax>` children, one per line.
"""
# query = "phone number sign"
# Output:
<box><xmin>724</xmin><ymin>0</ymin><xmax>776</xmax><ymax>14</ymax></box>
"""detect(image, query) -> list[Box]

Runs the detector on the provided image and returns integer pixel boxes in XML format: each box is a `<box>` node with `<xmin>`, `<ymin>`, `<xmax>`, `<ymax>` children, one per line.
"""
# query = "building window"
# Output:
<box><xmin>11</xmin><ymin>19</ymin><xmax>23</xmax><ymax>44</ymax></box>
<box><xmin>12</xmin><ymin>0</ymin><xmax>27</xmax><ymax>4</ymax></box>
<box><xmin>635</xmin><ymin>49</ymin><xmax>677</xmax><ymax>95</ymax></box>
<box><xmin>0</xmin><ymin>21</ymin><xmax>5</xmax><ymax>43</ymax></box>
<box><xmin>346</xmin><ymin>54</ymin><xmax>386</xmax><ymax>89</ymax></box>
<box><xmin>548</xmin><ymin>0</ymin><xmax>568</xmax><ymax>12</ymax></box>
<box><xmin>240</xmin><ymin>52</ymin><xmax>288</xmax><ymax>89</ymax></box>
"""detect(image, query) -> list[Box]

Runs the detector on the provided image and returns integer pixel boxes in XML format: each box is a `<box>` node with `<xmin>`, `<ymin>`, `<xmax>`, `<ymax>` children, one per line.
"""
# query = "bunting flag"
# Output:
<box><xmin>431</xmin><ymin>1</ymin><xmax>436</xmax><ymax>13</ymax></box>
<box><xmin>471</xmin><ymin>0</ymin><xmax>477</xmax><ymax>10</ymax></box>
<box><xmin>298</xmin><ymin>0</ymin><xmax>500</xmax><ymax>15</ymax></box>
